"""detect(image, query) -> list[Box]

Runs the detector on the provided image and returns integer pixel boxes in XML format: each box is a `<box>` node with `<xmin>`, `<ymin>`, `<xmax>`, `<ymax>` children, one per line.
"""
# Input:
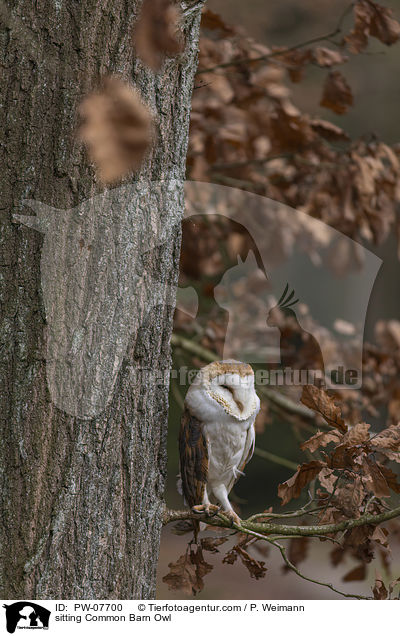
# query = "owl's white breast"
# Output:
<box><xmin>202</xmin><ymin>417</ymin><xmax>252</xmax><ymax>490</ymax></box>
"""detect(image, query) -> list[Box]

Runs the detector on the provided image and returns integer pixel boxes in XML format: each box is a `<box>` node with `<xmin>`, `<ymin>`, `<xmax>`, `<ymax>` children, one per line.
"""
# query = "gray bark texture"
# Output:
<box><xmin>0</xmin><ymin>0</ymin><xmax>204</xmax><ymax>599</ymax></box>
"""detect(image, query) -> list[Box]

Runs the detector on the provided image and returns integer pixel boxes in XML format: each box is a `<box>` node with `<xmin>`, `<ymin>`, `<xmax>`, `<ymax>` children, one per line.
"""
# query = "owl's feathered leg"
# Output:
<box><xmin>211</xmin><ymin>484</ymin><xmax>241</xmax><ymax>526</ymax></box>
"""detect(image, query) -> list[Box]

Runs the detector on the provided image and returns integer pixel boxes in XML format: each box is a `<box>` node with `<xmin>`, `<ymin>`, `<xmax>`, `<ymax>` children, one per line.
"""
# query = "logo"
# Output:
<box><xmin>12</xmin><ymin>180</ymin><xmax>381</xmax><ymax>414</ymax></box>
<box><xmin>3</xmin><ymin>603</ymin><xmax>50</xmax><ymax>633</ymax></box>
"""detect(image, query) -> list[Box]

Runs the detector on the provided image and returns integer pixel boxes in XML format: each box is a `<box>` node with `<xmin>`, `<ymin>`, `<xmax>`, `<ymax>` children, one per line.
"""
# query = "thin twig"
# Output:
<box><xmin>171</xmin><ymin>379</ymin><xmax>184</xmax><ymax>409</ymax></box>
<box><xmin>209</xmin><ymin>154</ymin><xmax>294</xmax><ymax>172</ymax></box>
<box><xmin>272</xmin><ymin>538</ymin><xmax>371</xmax><ymax>600</ymax></box>
<box><xmin>210</xmin><ymin>517</ymin><xmax>370</xmax><ymax>598</ymax></box>
<box><xmin>211</xmin><ymin>173</ymin><xmax>266</xmax><ymax>191</ymax></box>
<box><xmin>271</xmin><ymin>534</ymin><xmax>341</xmax><ymax>545</ymax></box>
<box><xmin>319</xmin><ymin>470</ymin><xmax>344</xmax><ymax>520</ymax></box>
<box><xmin>247</xmin><ymin>506</ymin><xmax>326</xmax><ymax>523</ymax></box>
<box><xmin>254</xmin><ymin>447</ymin><xmax>298</xmax><ymax>471</ymax></box>
<box><xmin>193</xmin><ymin>513</ymin><xmax>371</xmax><ymax>599</ymax></box>
<box><xmin>197</xmin><ymin>3</ymin><xmax>354</xmax><ymax>75</ymax></box>
<box><xmin>230</xmin><ymin>525</ymin><xmax>367</xmax><ymax>599</ymax></box>
<box><xmin>171</xmin><ymin>333</ymin><xmax>218</xmax><ymax>362</ymax></box>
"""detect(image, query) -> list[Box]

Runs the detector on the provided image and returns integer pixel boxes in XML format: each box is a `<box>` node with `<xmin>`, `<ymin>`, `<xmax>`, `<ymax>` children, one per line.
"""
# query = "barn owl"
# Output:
<box><xmin>179</xmin><ymin>360</ymin><xmax>260</xmax><ymax>526</ymax></box>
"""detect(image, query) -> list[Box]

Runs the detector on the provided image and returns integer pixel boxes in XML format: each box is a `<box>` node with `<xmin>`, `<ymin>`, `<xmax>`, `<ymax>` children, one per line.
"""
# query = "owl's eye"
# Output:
<box><xmin>221</xmin><ymin>384</ymin><xmax>234</xmax><ymax>394</ymax></box>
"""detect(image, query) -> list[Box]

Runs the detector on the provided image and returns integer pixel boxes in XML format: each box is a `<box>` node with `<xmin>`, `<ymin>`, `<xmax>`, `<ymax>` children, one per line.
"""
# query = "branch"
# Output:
<box><xmin>262</xmin><ymin>387</ymin><xmax>317</xmax><ymax>423</ymax></box>
<box><xmin>197</xmin><ymin>3</ymin><xmax>354</xmax><ymax>75</ymax></box>
<box><xmin>171</xmin><ymin>333</ymin><xmax>218</xmax><ymax>362</ymax></box>
<box><xmin>162</xmin><ymin>504</ymin><xmax>400</xmax><ymax>537</ymax></box>
<box><xmin>210</xmin><ymin>153</ymin><xmax>347</xmax><ymax>174</ymax></box>
<box><xmin>226</xmin><ymin>522</ymin><xmax>371</xmax><ymax>600</ymax></box>
<box><xmin>163</xmin><ymin>504</ymin><xmax>400</xmax><ymax>599</ymax></box>
<box><xmin>254</xmin><ymin>447</ymin><xmax>298</xmax><ymax>471</ymax></box>
<box><xmin>228</xmin><ymin>521</ymin><xmax>371</xmax><ymax>599</ymax></box>
<box><xmin>273</xmin><ymin>538</ymin><xmax>371</xmax><ymax>600</ymax></box>
<box><xmin>247</xmin><ymin>497</ymin><xmax>325</xmax><ymax>521</ymax></box>
<box><xmin>209</xmin><ymin>154</ymin><xmax>294</xmax><ymax>171</ymax></box>
<box><xmin>211</xmin><ymin>173</ymin><xmax>266</xmax><ymax>192</ymax></box>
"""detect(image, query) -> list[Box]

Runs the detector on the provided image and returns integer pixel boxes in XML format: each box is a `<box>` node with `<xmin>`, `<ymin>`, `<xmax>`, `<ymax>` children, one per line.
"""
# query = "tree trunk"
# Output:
<box><xmin>0</xmin><ymin>0</ymin><xmax>204</xmax><ymax>599</ymax></box>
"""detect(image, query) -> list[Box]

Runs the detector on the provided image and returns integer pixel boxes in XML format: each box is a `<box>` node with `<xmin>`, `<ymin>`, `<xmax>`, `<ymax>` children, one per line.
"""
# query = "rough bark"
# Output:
<box><xmin>0</xmin><ymin>0</ymin><xmax>204</xmax><ymax>599</ymax></box>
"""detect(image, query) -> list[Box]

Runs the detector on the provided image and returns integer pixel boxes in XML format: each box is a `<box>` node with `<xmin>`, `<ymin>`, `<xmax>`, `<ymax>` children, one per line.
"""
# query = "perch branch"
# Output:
<box><xmin>163</xmin><ymin>504</ymin><xmax>400</xmax><ymax>536</ymax></box>
<box><xmin>163</xmin><ymin>503</ymin><xmax>400</xmax><ymax>599</ymax></box>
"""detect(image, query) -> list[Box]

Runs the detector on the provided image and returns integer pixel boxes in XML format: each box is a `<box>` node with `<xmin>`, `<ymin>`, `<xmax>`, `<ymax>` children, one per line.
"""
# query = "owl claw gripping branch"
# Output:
<box><xmin>178</xmin><ymin>360</ymin><xmax>260</xmax><ymax>531</ymax></box>
<box><xmin>191</xmin><ymin>503</ymin><xmax>221</xmax><ymax>517</ymax></box>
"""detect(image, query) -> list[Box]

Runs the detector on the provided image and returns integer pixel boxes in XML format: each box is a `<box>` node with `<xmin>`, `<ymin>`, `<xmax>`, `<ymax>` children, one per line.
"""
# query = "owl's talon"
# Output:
<box><xmin>191</xmin><ymin>505</ymin><xmax>205</xmax><ymax>515</ymax></box>
<box><xmin>192</xmin><ymin>504</ymin><xmax>220</xmax><ymax>517</ymax></box>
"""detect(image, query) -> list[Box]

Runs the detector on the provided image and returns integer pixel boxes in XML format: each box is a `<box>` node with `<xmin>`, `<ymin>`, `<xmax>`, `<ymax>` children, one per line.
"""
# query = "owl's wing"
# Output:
<box><xmin>179</xmin><ymin>406</ymin><xmax>208</xmax><ymax>508</ymax></box>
